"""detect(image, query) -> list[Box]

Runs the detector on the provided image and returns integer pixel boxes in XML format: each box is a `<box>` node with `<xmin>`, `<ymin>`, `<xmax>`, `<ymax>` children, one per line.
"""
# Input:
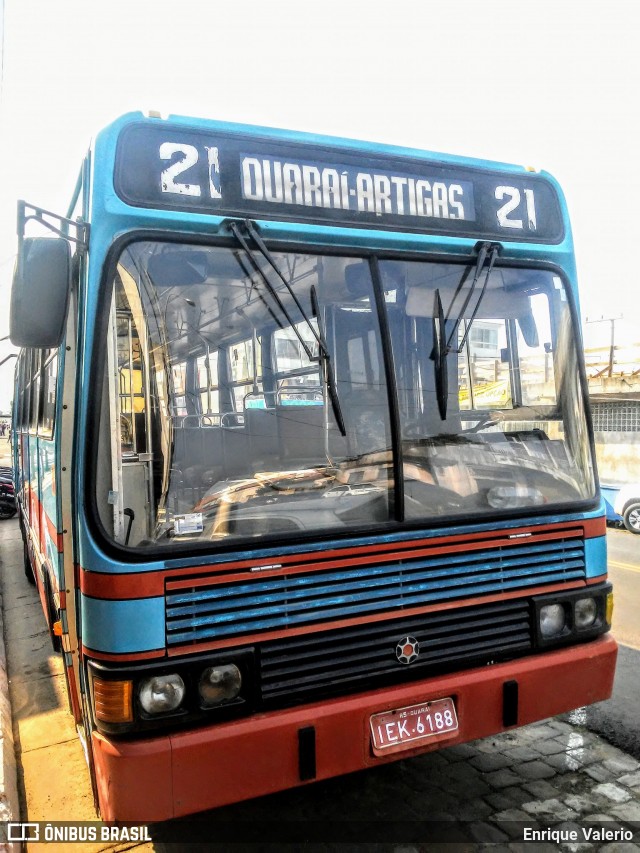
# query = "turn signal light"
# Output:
<box><xmin>606</xmin><ymin>592</ymin><xmax>614</xmax><ymax>627</ymax></box>
<box><xmin>93</xmin><ymin>677</ymin><xmax>134</xmax><ymax>723</ymax></box>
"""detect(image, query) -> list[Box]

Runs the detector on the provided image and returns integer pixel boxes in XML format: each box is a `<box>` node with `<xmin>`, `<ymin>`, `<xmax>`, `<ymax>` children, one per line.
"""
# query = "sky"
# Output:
<box><xmin>1</xmin><ymin>0</ymin><xmax>639</xmax><ymax>412</ymax></box>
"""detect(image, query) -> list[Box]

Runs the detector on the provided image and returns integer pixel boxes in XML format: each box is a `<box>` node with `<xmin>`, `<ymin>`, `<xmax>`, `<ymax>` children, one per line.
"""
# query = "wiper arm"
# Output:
<box><xmin>228</xmin><ymin>219</ymin><xmax>346</xmax><ymax>436</ymax></box>
<box><xmin>228</xmin><ymin>221</ymin><xmax>315</xmax><ymax>360</ymax></box>
<box><xmin>310</xmin><ymin>285</ymin><xmax>346</xmax><ymax>436</ymax></box>
<box><xmin>232</xmin><ymin>250</ymin><xmax>286</xmax><ymax>332</ymax></box>
<box><xmin>446</xmin><ymin>241</ymin><xmax>501</xmax><ymax>352</ymax></box>
<box><xmin>431</xmin><ymin>241</ymin><xmax>501</xmax><ymax>421</ymax></box>
<box><xmin>242</xmin><ymin>220</ymin><xmax>330</xmax><ymax>359</ymax></box>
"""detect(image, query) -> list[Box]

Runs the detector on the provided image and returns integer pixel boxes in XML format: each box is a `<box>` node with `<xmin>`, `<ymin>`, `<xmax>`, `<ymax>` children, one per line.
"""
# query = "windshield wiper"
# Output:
<box><xmin>228</xmin><ymin>221</ymin><xmax>315</xmax><ymax>359</ymax></box>
<box><xmin>228</xmin><ymin>219</ymin><xmax>346</xmax><ymax>436</ymax></box>
<box><xmin>232</xmin><ymin>250</ymin><xmax>286</xmax><ymax>332</ymax></box>
<box><xmin>446</xmin><ymin>241</ymin><xmax>501</xmax><ymax>352</ymax></box>
<box><xmin>431</xmin><ymin>241</ymin><xmax>501</xmax><ymax>420</ymax></box>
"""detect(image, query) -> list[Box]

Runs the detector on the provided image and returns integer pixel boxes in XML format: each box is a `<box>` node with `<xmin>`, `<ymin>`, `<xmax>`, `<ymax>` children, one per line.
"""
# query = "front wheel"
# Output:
<box><xmin>0</xmin><ymin>505</ymin><xmax>17</xmax><ymax>520</ymax></box>
<box><xmin>622</xmin><ymin>501</ymin><xmax>640</xmax><ymax>534</ymax></box>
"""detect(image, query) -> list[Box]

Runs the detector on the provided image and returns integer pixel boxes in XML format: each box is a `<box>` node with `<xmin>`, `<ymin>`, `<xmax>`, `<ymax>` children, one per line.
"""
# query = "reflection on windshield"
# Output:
<box><xmin>94</xmin><ymin>243</ymin><xmax>595</xmax><ymax>549</ymax></box>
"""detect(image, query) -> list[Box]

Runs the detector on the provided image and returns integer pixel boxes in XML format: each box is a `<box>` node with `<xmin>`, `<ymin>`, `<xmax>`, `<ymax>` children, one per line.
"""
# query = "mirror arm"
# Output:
<box><xmin>17</xmin><ymin>200</ymin><xmax>89</xmax><ymax>253</ymax></box>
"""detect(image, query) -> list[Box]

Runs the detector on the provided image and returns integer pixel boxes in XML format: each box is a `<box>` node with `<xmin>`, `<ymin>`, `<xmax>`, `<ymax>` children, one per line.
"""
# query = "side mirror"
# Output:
<box><xmin>10</xmin><ymin>237</ymin><xmax>71</xmax><ymax>348</ymax></box>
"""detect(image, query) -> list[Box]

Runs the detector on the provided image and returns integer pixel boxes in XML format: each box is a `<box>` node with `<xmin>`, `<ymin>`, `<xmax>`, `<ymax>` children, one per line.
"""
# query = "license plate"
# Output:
<box><xmin>370</xmin><ymin>697</ymin><xmax>458</xmax><ymax>756</ymax></box>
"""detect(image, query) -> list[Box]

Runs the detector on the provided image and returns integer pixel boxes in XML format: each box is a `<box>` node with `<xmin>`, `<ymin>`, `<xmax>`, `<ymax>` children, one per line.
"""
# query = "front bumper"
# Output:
<box><xmin>92</xmin><ymin>634</ymin><xmax>617</xmax><ymax>822</ymax></box>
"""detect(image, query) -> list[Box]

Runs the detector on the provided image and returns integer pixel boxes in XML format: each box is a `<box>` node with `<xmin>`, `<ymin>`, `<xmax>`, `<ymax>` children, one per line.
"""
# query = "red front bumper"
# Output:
<box><xmin>92</xmin><ymin>634</ymin><xmax>617</xmax><ymax>823</ymax></box>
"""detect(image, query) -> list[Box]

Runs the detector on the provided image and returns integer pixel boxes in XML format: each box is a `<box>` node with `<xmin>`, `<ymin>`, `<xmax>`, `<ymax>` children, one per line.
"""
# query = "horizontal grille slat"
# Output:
<box><xmin>262</xmin><ymin>615</ymin><xmax>529</xmax><ymax>669</ymax></box>
<box><xmin>165</xmin><ymin>534</ymin><xmax>585</xmax><ymax>646</ymax></box>
<box><xmin>261</xmin><ymin>634</ymin><xmax>533</xmax><ymax>691</ymax></box>
<box><xmin>165</xmin><ymin>540</ymin><xmax>582</xmax><ymax>610</ymax></box>
<box><xmin>260</xmin><ymin>598</ymin><xmax>533</xmax><ymax>653</ymax></box>
<box><xmin>165</xmin><ymin>550</ymin><xmax>585</xmax><ymax>619</ymax></box>
<box><xmin>258</xmin><ymin>599</ymin><xmax>533</xmax><ymax>704</ymax></box>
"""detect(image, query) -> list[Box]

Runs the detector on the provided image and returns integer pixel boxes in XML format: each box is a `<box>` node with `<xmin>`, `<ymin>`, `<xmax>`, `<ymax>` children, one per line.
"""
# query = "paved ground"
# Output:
<box><xmin>1</xmin><ymin>463</ymin><xmax>640</xmax><ymax>848</ymax></box>
<box><xmin>187</xmin><ymin>715</ymin><xmax>640</xmax><ymax>850</ymax></box>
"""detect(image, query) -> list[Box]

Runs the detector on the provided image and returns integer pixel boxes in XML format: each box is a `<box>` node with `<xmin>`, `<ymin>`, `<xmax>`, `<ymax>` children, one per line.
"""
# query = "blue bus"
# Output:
<box><xmin>11</xmin><ymin>111</ymin><xmax>616</xmax><ymax>822</ymax></box>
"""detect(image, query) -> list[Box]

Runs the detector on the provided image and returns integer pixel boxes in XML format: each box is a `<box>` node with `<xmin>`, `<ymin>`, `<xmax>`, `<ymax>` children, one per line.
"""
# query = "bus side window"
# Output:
<box><xmin>15</xmin><ymin>350</ymin><xmax>32</xmax><ymax>522</ymax></box>
<box><xmin>39</xmin><ymin>350</ymin><xmax>58</xmax><ymax>438</ymax></box>
<box><xmin>29</xmin><ymin>350</ymin><xmax>43</xmax><ymax>434</ymax></box>
<box><xmin>117</xmin><ymin>312</ymin><xmax>147</xmax><ymax>457</ymax></box>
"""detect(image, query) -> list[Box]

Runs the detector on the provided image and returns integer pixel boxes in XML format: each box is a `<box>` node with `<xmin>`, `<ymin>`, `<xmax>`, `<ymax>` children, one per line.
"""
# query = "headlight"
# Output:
<box><xmin>575</xmin><ymin>597</ymin><xmax>597</xmax><ymax>630</ymax></box>
<box><xmin>199</xmin><ymin>664</ymin><xmax>242</xmax><ymax>707</ymax></box>
<box><xmin>539</xmin><ymin>603</ymin><xmax>566</xmax><ymax>638</ymax></box>
<box><xmin>138</xmin><ymin>673</ymin><xmax>186</xmax><ymax>715</ymax></box>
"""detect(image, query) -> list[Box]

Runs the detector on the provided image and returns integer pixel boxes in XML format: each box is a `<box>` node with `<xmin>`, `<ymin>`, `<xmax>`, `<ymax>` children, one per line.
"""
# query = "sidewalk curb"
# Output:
<box><xmin>0</xmin><ymin>569</ymin><xmax>21</xmax><ymax>823</ymax></box>
<box><xmin>0</xmin><ymin>441</ymin><xmax>22</xmax><ymax>842</ymax></box>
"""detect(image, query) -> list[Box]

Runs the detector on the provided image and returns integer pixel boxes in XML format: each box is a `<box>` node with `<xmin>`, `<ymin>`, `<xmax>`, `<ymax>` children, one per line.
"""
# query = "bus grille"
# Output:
<box><xmin>258</xmin><ymin>598</ymin><xmax>532</xmax><ymax>705</ymax></box>
<box><xmin>165</xmin><ymin>535</ymin><xmax>585</xmax><ymax>646</ymax></box>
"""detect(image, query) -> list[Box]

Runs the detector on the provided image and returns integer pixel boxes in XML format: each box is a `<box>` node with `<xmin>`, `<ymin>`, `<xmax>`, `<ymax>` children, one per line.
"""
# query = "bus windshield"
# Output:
<box><xmin>94</xmin><ymin>240</ymin><xmax>595</xmax><ymax>548</ymax></box>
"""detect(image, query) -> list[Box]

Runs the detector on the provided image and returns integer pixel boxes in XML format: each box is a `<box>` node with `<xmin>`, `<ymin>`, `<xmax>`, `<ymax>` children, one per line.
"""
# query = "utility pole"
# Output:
<box><xmin>586</xmin><ymin>315</ymin><xmax>623</xmax><ymax>378</ymax></box>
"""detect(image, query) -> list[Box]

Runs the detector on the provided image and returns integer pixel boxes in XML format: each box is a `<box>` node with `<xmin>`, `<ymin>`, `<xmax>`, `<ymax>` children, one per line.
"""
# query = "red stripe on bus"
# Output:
<box><xmin>82</xmin><ymin>646</ymin><xmax>167</xmax><ymax>662</ymax></box>
<box><xmin>80</xmin><ymin>574</ymin><xmax>607</xmax><ymax>661</ymax></box>
<box><xmin>66</xmin><ymin>663</ymin><xmax>83</xmax><ymax>724</ymax></box>
<box><xmin>23</xmin><ymin>490</ymin><xmax>63</xmax><ymax>554</ymax></box>
<box><xmin>80</xmin><ymin>518</ymin><xmax>602</xmax><ymax>601</ymax></box>
<box><xmin>45</xmin><ymin>511</ymin><xmax>63</xmax><ymax>552</ymax></box>
<box><xmin>584</xmin><ymin>515</ymin><xmax>606</xmax><ymax>538</ymax></box>
<box><xmin>165</xmin><ymin>527</ymin><xmax>583</xmax><ymax>594</ymax></box>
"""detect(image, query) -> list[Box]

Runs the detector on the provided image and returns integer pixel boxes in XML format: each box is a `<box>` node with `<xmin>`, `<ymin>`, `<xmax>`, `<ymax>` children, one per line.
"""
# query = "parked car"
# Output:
<box><xmin>601</xmin><ymin>486</ymin><xmax>623</xmax><ymax>528</ymax></box>
<box><xmin>613</xmin><ymin>484</ymin><xmax>640</xmax><ymax>534</ymax></box>
<box><xmin>0</xmin><ymin>467</ymin><xmax>16</xmax><ymax>520</ymax></box>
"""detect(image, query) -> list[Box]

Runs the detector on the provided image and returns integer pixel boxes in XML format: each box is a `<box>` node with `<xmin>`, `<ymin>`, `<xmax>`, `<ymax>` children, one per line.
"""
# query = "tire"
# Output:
<box><xmin>21</xmin><ymin>525</ymin><xmax>36</xmax><ymax>584</ymax></box>
<box><xmin>622</xmin><ymin>501</ymin><xmax>640</xmax><ymax>535</ymax></box>
<box><xmin>0</xmin><ymin>505</ymin><xmax>17</xmax><ymax>520</ymax></box>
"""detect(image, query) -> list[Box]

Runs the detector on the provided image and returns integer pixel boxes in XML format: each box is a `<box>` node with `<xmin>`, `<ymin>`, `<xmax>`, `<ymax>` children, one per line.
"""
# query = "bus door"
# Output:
<box><xmin>105</xmin><ymin>293</ymin><xmax>156</xmax><ymax>547</ymax></box>
<box><xmin>27</xmin><ymin>350</ymin><xmax>41</xmax><ymax>539</ymax></box>
<box><xmin>37</xmin><ymin>349</ymin><xmax>61</xmax><ymax>592</ymax></box>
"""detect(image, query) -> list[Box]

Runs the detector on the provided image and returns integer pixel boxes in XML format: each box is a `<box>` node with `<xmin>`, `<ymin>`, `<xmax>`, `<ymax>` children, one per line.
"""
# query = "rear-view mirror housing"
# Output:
<box><xmin>10</xmin><ymin>237</ymin><xmax>72</xmax><ymax>348</ymax></box>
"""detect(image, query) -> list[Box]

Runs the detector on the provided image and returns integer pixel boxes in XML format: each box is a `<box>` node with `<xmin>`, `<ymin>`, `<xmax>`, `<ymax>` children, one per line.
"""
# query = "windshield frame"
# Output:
<box><xmin>84</xmin><ymin>228</ymin><xmax>601</xmax><ymax>562</ymax></box>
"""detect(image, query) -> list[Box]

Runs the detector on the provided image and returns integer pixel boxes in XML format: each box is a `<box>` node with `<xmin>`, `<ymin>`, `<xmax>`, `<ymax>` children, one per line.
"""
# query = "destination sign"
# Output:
<box><xmin>239</xmin><ymin>153</ymin><xmax>474</xmax><ymax>221</ymax></box>
<box><xmin>114</xmin><ymin>123</ymin><xmax>564</xmax><ymax>243</ymax></box>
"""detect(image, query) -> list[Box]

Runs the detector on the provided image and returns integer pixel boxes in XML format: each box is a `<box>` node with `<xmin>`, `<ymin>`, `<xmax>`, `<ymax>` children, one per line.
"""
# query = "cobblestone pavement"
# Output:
<box><xmin>182</xmin><ymin>715</ymin><xmax>640</xmax><ymax>851</ymax></box>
